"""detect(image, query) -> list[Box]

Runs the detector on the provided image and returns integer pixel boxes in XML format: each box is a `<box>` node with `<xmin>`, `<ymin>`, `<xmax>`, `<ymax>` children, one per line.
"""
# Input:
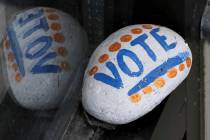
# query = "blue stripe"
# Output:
<box><xmin>7</xmin><ymin>26</ymin><xmax>25</xmax><ymax>76</ymax></box>
<box><xmin>127</xmin><ymin>51</ymin><xmax>190</xmax><ymax>96</ymax></box>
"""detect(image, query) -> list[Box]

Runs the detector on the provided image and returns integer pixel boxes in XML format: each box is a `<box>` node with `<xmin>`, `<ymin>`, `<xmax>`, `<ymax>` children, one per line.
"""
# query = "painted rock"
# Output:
<box><xmin>2</xmin><ymin>7</ymin><xmax>87</xmax><ymax>109</ymax></box>
<box><xmin>82</xmin><ymin>24</ymin><xmax>192</xmax><ymax>124</ymax></box>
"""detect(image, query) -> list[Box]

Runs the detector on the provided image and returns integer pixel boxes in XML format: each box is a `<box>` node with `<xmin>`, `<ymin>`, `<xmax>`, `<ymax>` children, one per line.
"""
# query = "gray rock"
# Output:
<box><xmin>2</xmin><ymin>7</ymin><xmax>88</xmax><ymax>110</ymax></box>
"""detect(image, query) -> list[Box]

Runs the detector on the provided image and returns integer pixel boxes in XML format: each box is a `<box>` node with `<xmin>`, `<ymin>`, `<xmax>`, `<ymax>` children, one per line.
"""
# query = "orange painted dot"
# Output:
<box><xmin>109</xmin><ymin>42</ymin><xmax>121</xmax><ymax>52</ymax></box>
<box><xmin>3</xmin><ymin>39</ymin><xmax>10</xmax><ymax>49</ymax></box>
<box><xmin>89</xmin><ymin>66</ymin><xmax>98</xmax><ymax>76</ymax></box>
<box><xmin>131</xmin><ymin>28</ymin><xmax>143</xmax><ymax>34</ymax></box>
<box><xmin>51</xmin><ymin>23</ymin><xmax>61</xmax><ymax>31</ymax></box>
<box><xmin>143</xmin><ymin>24</ymin><xmax>153</xmax><ymax>29</ymax></box>
<box><xmin>130</xmin><ymin>93</ymin><xmax>141</xmax><ymax>103</ymax></box>
<box><xmin>15</xmin><ymin>73</ymin><xmax>21</xmax><ymax>82</ymax></box>
<box><xmin>120</xmin><ymin>34</ymin><xmax>132</xmax><ymax>42</ymax></box>
<box><xmin>53</xmin><ymin>33</ymin><xmax>65</xmax><ymax>43</ymax></box>
<box><xmin>60</xmin><ymin>61</ymin><xmax>70</xmax><ymax>70</ymax></box>
<box><xmin>143</xmin><ymin>86</ymin><xmax>153</xmax><ymax>94</ymax></box>
<box><xmin>7</xmin><ymin>52</ymin><xmax>14</xmax><ymax>62</ymax></box>
<box><xmin>12</xmin><ymin>63</ymin><xmax>18</xmax><ymax>72</ymax></box>
<box><xmin>186</xmin><ymin>57</ymin><xmax>192</xmax><ymax>68</ymax></box>
<box><xmin>48</xmin><ymin>14</ymin><xmax>59</xmax><ymax>20</ymax></box>
<box><xmin>45</xmin><ymin>8</ymin><xmax>56</xmax><ymax>13</ymax></box>
<box><xmin>179</xmin><ymin>64</ymin><xmax>185</xmax><ymax>71</ymax></box>
<box><xmin>167</xmin><ymin>68</ymin><xmax>177</xmax><ymax>78</ymax></box>
<box><xmin>154</xmin><ymin>77</ymin><xmax>165</xmax><ymax>88</ymax></box>
<box><xmin>99</xmin><ymin>54</ymin><xmax>109</xmax><ymax>63</ymax></box>
<box><xmin>57</xmin><ymin>47</ymin><xmax>67</xmax><ymax>56</ymax></box>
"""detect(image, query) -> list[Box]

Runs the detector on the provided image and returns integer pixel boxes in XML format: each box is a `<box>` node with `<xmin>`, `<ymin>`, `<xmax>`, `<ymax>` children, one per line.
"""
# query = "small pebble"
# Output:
<box><xmin>3</xmin><ymin>7</ymin><xmax>88</xmax><ymax>110</ymax></box>
<box><xmin>82</xmin><ymin>24</ymin><xmax>192</xmax><ymax>124</ymax></box>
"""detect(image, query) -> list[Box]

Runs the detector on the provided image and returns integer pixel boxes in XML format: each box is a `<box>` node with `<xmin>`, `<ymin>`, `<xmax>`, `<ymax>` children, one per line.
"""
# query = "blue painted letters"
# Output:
<box><xmin>18</xmin><ymin>9</ymin><xmax>43</xmax><ymax>27</ymax></box>
<box><xmin>150</xmin><ymin>28</ymin><xmax>177</xmax><ymax>51</ymax></box>
<box><xmin>25</xmin><ymin>36</ymin><xmax>52</xmax><ymax>59</ymax></box>
<box><xmin>94</xmin><ymin>62</ymin><xmax>123</xmax><ymax>89</ymax></box>
<box><xmin>131</xmin><ymin>33</ymin><xmax>157</xmax><ymax>61</ymax></box>
<box><xmin>8</xmin><ymin>8</ymin><xmax>62</xmax><ymax>75</ymax></box>
<box><xmin>92</xmin><ymin>27</ymin><xmax>186</xmax><ymax>96</ymax></box>
<box><xmin>117</xmin><ymin>49</ymin><xmax>143</xmax><ymax>77</ymax></box>
<box><xmin>23</xmin><ymin>17</ymin><xmax>49</xmax><ymax>39</ymax></box>
<box><xmin>31</xmin><ymin>52</ymin><xmax>61</xmax><ymax>74</ymax></box>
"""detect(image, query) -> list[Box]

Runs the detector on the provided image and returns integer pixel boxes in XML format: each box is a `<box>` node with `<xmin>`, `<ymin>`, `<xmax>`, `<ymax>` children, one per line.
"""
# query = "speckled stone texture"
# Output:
<box><xmin>82</xmin><ymin>24</ymin><xmax>192</xmax><ymax>124</ymax></box>
<box><xmin>2</xmin><ymin>7</ymin><xmax>88</xmax><ymax>110</ymax></box>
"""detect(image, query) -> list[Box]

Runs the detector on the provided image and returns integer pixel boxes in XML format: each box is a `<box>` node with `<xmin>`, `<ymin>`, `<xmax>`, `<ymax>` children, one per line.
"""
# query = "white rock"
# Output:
<box><xmin>2</xmin><ymin>7</ymin><xmax>87</xmax><ymax>109</ymax></box>
<box><xmin>82</xmin><ymin>24</ymin><xmax>192</xmax><ymax>124</ymax></box>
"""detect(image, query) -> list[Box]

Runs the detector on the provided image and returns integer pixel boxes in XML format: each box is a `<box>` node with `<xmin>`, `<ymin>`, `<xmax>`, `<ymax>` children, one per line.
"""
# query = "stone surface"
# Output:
<box><xmin>82</xmin><ymin>24</ymin><xmax>192</xmax><ymax>124</ymax></box>
<box><xmin>2</xmin><ymin>7</ymin><xmax>87</xmax><ymax>110</ymax></box>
